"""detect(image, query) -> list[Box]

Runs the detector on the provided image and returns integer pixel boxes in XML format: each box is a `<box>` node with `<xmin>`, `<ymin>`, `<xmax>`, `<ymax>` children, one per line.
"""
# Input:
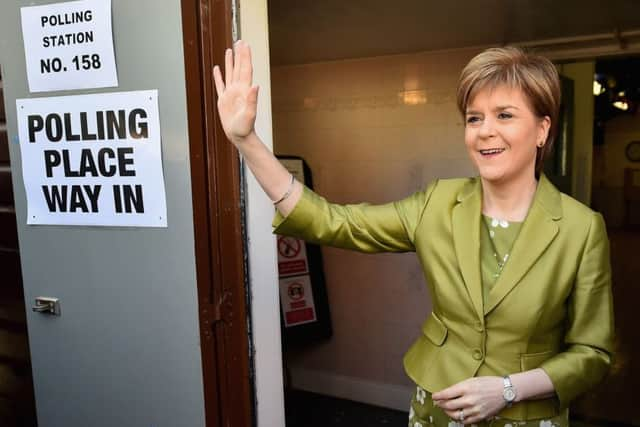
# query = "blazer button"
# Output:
<box><xmin>472</xmin><ymin>349</ymin><xmax>484</xmax><ymax>360</ymax></box>
<box><xmin>474</xmin><ymin>321</ymin><xmax>484</xmax><ymax>332</ymax></box>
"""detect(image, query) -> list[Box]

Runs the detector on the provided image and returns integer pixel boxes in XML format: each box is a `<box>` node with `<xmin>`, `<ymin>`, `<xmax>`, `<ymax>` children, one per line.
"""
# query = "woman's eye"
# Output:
<box><xmin>466</xmin><ymin>116</ymin><xmax>480</xmax><ymax>124</ymax></box>
<box><xmin>498</xmin><ymin>112</ymin><xmax>513</xmax><ymax>119</ymax></box>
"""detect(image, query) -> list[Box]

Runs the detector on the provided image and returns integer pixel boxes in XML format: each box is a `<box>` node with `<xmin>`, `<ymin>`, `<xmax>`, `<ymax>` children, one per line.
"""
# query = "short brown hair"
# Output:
<box><xmin>456</xmin><ymin>46</ymin><xmax>561</xmax><ymax>175</ymax></box>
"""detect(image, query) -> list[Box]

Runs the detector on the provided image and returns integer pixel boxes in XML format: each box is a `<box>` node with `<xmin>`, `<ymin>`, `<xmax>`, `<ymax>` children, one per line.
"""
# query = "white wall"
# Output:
<box><xmin>271</xmin><ymin>48</ymin><xmax>480</xmax><ymax>410</ymax></box>
<box><xmin>238</xmin><ymin>1</ymin><xmax>286</xmax><ymax>426</ymax></box>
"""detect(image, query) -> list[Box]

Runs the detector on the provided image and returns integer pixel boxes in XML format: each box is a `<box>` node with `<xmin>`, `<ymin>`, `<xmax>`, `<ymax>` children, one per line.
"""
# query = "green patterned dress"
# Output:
<box><xmin>408</xmin><ymin>215</ymin><xmax>569</xmax><ymax>427</ymax></box>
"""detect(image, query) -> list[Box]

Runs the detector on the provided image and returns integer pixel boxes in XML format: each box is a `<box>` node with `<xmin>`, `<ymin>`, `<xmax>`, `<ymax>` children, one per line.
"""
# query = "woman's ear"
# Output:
<box><xmin>539</xmin><ymin>116</ymin><xmax>551</xmax><ymax>145</ymax></box>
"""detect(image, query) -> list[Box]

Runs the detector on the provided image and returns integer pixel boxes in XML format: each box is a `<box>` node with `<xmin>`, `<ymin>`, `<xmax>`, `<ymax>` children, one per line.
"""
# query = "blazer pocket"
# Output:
<box><xmin>421</xmin><ymin>312</ymin><xmax>448</xmax><ymax>346</ymax></box>
<box><xmin>520</xmin><ymin>350</ymin><xmax>555</xmax><ymax>371</ymax></box>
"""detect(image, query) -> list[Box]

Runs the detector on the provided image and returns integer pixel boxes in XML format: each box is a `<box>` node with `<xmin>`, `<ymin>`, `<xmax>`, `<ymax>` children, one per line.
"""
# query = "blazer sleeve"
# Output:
<box><xmin>272</xmin><ymin>180</ymin><xmax>438</xmax><ymax>253</ymax></box>
<box><xmin>539</xmin><ymin>212</ymin><xmax>615</xmax><ymax>410</ymax></box>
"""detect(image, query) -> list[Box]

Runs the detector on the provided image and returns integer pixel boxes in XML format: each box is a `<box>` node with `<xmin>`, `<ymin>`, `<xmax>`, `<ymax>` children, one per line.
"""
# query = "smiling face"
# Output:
<box><xmin>464</xmin><ymin>84</ymin><xmax>550</xmax><ymax>186</ymax></box>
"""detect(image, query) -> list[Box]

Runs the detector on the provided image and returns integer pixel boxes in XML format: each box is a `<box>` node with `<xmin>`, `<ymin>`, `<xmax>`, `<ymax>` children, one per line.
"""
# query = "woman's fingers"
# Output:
<box><xmin>239</xmin><ymin>42</ymin><xmax>253</xmax><ymax>85</ymax></box>
<box><xmin>436</xmin><ymin>396</ymin><xmax>468</xmax><ymax>411</ymax></box>
<box><xmin>246</xmin><ymin>85</ymin><xmax>259</xmax><ymax>116</ymax></box>
<box><xmin>442</xmin><ymin>408</ymin><xmax>463</xmax><ymax>423</ymax></box>
<box><xmin>445</xmin><ymin>407</ymin><xmax>485</xmax><ymax>425</ymax></box>
<box><xmin>247</xmin><ymin>85</ymin><xmax>259</xmax><ymax>105</ymax></box>
<box><xmin>225</xmin><ymin>48</ymin><xmax>233</xmax><ymax>87</ymax></box>
<box><xmin>219</xmin><ymin>41</ymin><xmax>252</xmax><ymax>89</ymax></box>
<box><xmin>232</xmin><ymin>41</ymin><xmax>243</xmax><ymax>83</ymax></box>
<box><xmin>213</xmin><ymin>65</ymin><xmax>225</xmax><ymax>97</ymax></box>
<box><xmin>432</xmin><ymin>383</ymin><xmax>464</xmax><ymax>402</ymax></box>
<box><xmin>441</xmin><ymin>405</ymin><xmax>479</xmax><ymax>425</ymax></box>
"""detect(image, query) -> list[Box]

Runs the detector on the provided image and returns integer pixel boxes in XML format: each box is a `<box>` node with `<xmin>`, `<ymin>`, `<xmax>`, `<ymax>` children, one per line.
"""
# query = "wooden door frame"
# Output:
<box><xmin>181</xmin><ymin>1</ymin><xmax>254</xmax><ymax>426</ymax></box>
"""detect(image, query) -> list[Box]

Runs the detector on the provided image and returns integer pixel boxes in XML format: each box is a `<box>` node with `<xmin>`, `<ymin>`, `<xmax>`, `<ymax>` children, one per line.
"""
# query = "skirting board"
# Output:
<box><xmin>289</xmin><ymin>367</ymin><xmax>414</xmax><ymax>412</ymax></box>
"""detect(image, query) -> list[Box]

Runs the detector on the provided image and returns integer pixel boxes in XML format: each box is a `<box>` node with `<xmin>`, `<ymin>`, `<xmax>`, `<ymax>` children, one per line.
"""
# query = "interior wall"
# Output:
<box><xmin>271</xmin><ymin>48</ymin><xmax>480</xmax><ymax>410</ymax></box>
<box><xmin>238</xmin><ymin>0</ymin><xmax>286</xmax><ymax>426</ymax></box>
<box><xmin>557</xmin><ymin>61</ymin><xmax>596</xmax><ymax>205</ymax></box>
<box><xmin>592</xmin><ymin>110</ymin><xmax>640</xmax><ymax>226</ymax></box>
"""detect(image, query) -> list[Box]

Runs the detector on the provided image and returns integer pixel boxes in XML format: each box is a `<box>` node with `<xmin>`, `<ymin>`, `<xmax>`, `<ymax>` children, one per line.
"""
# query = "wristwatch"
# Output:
<box><xmin>502</xmin><ymin>376</ymin><xmax>517</xmax><ymax>407</ymax></box>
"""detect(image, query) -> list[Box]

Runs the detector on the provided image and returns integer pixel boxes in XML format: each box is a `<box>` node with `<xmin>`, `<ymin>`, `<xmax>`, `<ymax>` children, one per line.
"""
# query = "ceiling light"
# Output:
<box><xmin>593</xmin><ymin>80</ymin><xmax>605</xmax><ymax>96</ymax></box>
<box><xmin>613</xmin><ymin>101</ymin><xmax>629</xmax><ymax>111</ymax></box>
<box><xmin>399</xmin><ymin>90</ymin><xmax>427</xmax><ymax>106</ymax></box>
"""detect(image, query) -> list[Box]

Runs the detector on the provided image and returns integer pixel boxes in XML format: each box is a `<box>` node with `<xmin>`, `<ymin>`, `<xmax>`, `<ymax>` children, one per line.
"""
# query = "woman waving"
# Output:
<box><xmin>214</xmin><ymin>41</ymin><xmax>614</xmax><ymax>427</ymax></box>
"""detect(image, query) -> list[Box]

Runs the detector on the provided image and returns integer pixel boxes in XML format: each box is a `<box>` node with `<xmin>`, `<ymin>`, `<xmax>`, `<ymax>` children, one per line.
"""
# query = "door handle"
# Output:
<box><xmin>32</xmin><ymin>297</ymin><xmax>61</xmax><ymax>316</ymax></box>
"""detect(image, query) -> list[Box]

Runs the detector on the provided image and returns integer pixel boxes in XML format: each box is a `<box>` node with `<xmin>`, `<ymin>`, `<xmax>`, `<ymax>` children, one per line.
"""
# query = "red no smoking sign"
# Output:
<box><xmin>278</xmin><ymin>236</ymin><xmax>301</xmax><ymax>258</ymax></box>
<box><xmin>277</xmin><ymin>236</ymin><xmax>308</xmax><ymax>276</ymax></box>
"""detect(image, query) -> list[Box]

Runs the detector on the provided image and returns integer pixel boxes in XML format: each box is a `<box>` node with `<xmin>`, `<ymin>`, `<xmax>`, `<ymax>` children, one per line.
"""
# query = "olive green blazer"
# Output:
<box><xmin>272</xmin><ymin>174</ymin><xmax>614</xmax><ymax>420</ymax></box>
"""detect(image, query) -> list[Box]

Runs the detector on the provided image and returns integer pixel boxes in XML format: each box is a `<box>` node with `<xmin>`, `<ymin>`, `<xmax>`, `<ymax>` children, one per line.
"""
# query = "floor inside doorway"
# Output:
<box><xmin>285</xmin><ymin>389</ymin><xmax>408</xmax><ymax>427</ymax></box>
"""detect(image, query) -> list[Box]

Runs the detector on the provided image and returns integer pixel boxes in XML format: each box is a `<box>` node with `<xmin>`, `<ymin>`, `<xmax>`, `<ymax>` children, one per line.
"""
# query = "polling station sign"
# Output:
<box><xmin>15</xmin><ymin>90</ymin><xmax>167</xmax><ymax>227</ymax></box>
<box><xmin>20</xmin><ymin>0</ymin><xmax>118</xmax><ymax>92</ymax></box>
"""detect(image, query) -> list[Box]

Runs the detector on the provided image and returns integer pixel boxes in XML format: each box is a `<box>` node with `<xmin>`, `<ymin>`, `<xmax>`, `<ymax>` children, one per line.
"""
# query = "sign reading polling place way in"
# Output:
<box><xmin>16</xmin><ymin>90</ymin><xmax>167</xmax><ymax>227</ymax></box>
<box><xmin>20</xmin><ymin>0</ymin><xmax>118</xmax><ymax>92</ymax></box>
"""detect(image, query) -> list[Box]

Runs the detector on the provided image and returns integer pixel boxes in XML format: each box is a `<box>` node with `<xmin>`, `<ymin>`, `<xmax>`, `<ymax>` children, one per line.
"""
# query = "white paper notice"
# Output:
<box><xmin>20</xmin><ymin>0</ymin><xmax>118</xmax><ymax>92</ymax></box>
<box><xmin>16</xmin><ymin>90</ymin><xmax>168</xmax><ymax>227</ymax></box>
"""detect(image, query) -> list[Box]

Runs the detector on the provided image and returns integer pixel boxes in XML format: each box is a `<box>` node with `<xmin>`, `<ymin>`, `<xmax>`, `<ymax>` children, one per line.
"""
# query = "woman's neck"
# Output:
<box><xmin>481</xmin><ymin>174</ymin><xmax>539</xmax><ymax>222</ymax></box>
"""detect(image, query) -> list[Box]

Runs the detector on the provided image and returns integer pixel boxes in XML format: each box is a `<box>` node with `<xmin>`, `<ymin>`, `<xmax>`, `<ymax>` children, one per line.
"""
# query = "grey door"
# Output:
<box><xmin>0</xmin><ymin>1</ymin><xmax>207</xmax><ymax>426</ymax></box>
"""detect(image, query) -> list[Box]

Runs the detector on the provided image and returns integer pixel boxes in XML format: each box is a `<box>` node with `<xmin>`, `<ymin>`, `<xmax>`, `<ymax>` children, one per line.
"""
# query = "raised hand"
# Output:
<box><xmin>212</xmin><ymin>40</ymin><xmax>303</xmax><ymax>214</ymax></box>
<box><xmin>213</xmin><ymin>40</ymin><xmax>259</xmax><ymax>146</ymax></box>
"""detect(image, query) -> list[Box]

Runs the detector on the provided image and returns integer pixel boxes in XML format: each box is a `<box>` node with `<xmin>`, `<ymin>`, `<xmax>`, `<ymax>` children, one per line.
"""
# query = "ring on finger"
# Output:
<box><xmin>458</xmin><ymin>408</ymin><xmax>465</xmax><ymax>422</ymax></box>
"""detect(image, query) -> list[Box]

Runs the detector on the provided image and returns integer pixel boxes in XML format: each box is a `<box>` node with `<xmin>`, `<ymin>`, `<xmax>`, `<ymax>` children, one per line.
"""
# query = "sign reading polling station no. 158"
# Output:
<box><xmin>20</xmin><ymin>0</ymin><xmax>118</xmax><ymax>92</ymax></box>
<box><xmin>16</xmin><ymin>90</ymin><xmax>168</xmax><ymax>227</ymax></box>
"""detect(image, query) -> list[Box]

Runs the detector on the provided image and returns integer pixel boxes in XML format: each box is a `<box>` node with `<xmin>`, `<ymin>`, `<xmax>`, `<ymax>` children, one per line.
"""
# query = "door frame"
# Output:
<box><xmin>181</xmin><ymin>1</ymin><xmax>253</xmax><ymax>426</ymax></box>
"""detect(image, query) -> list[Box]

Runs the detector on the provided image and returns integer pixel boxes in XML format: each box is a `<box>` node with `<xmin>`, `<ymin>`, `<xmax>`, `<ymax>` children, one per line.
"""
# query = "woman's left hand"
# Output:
<box><xmin>432</xmin><ymin>376</ymin><xmax>507</xmax><ymax>424</ymax></box>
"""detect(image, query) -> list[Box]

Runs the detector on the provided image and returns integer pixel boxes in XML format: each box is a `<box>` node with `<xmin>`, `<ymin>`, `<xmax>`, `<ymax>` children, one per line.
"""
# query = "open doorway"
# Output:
<box><xmin>585</xmin><ymin>55</ymin><xmax>640</xmax><ymax>425</ymax></box>
<box><xmin>266</xmin><ymin>1</ymin><xmax>640</xmax><ymax>426</ymax></box>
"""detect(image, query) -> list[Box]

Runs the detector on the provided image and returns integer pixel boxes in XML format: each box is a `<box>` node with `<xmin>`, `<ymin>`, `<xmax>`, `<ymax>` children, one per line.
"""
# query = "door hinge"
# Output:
<box><xmin>200</xmin><ymin>290</ymin><xmax>233</xmax><ymax>340</ymax></box>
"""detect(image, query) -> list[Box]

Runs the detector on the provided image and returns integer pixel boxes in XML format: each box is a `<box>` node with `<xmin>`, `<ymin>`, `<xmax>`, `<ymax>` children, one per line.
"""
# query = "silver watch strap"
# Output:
<box><xmin>503</xmin><ymin>376</ymin><xmax>512</xmax><ymax>387</ymax></box>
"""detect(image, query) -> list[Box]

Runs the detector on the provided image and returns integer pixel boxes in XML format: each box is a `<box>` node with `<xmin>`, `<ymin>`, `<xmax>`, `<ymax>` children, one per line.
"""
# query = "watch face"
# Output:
<box><xmin>627</xmin><ymin>141</ymin><xmax>640</xmax><ymax>162</ymax></box>
<box><xmin>504</xmin><ymin>387</ymin><xmax>516</xmax><ymax>401</ymax></box>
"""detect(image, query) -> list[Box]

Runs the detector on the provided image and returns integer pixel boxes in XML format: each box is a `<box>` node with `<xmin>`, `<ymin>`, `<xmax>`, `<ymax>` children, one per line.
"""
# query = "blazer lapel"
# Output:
<box><xmin>484</xmin><ymin>175</ymin><xmax>562</xmax><ymax>316</ymax></box>
<box><xmin>452</xmin><ymin>178</ymin><xmax>484</xmax><ymax>321</ymax></box>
